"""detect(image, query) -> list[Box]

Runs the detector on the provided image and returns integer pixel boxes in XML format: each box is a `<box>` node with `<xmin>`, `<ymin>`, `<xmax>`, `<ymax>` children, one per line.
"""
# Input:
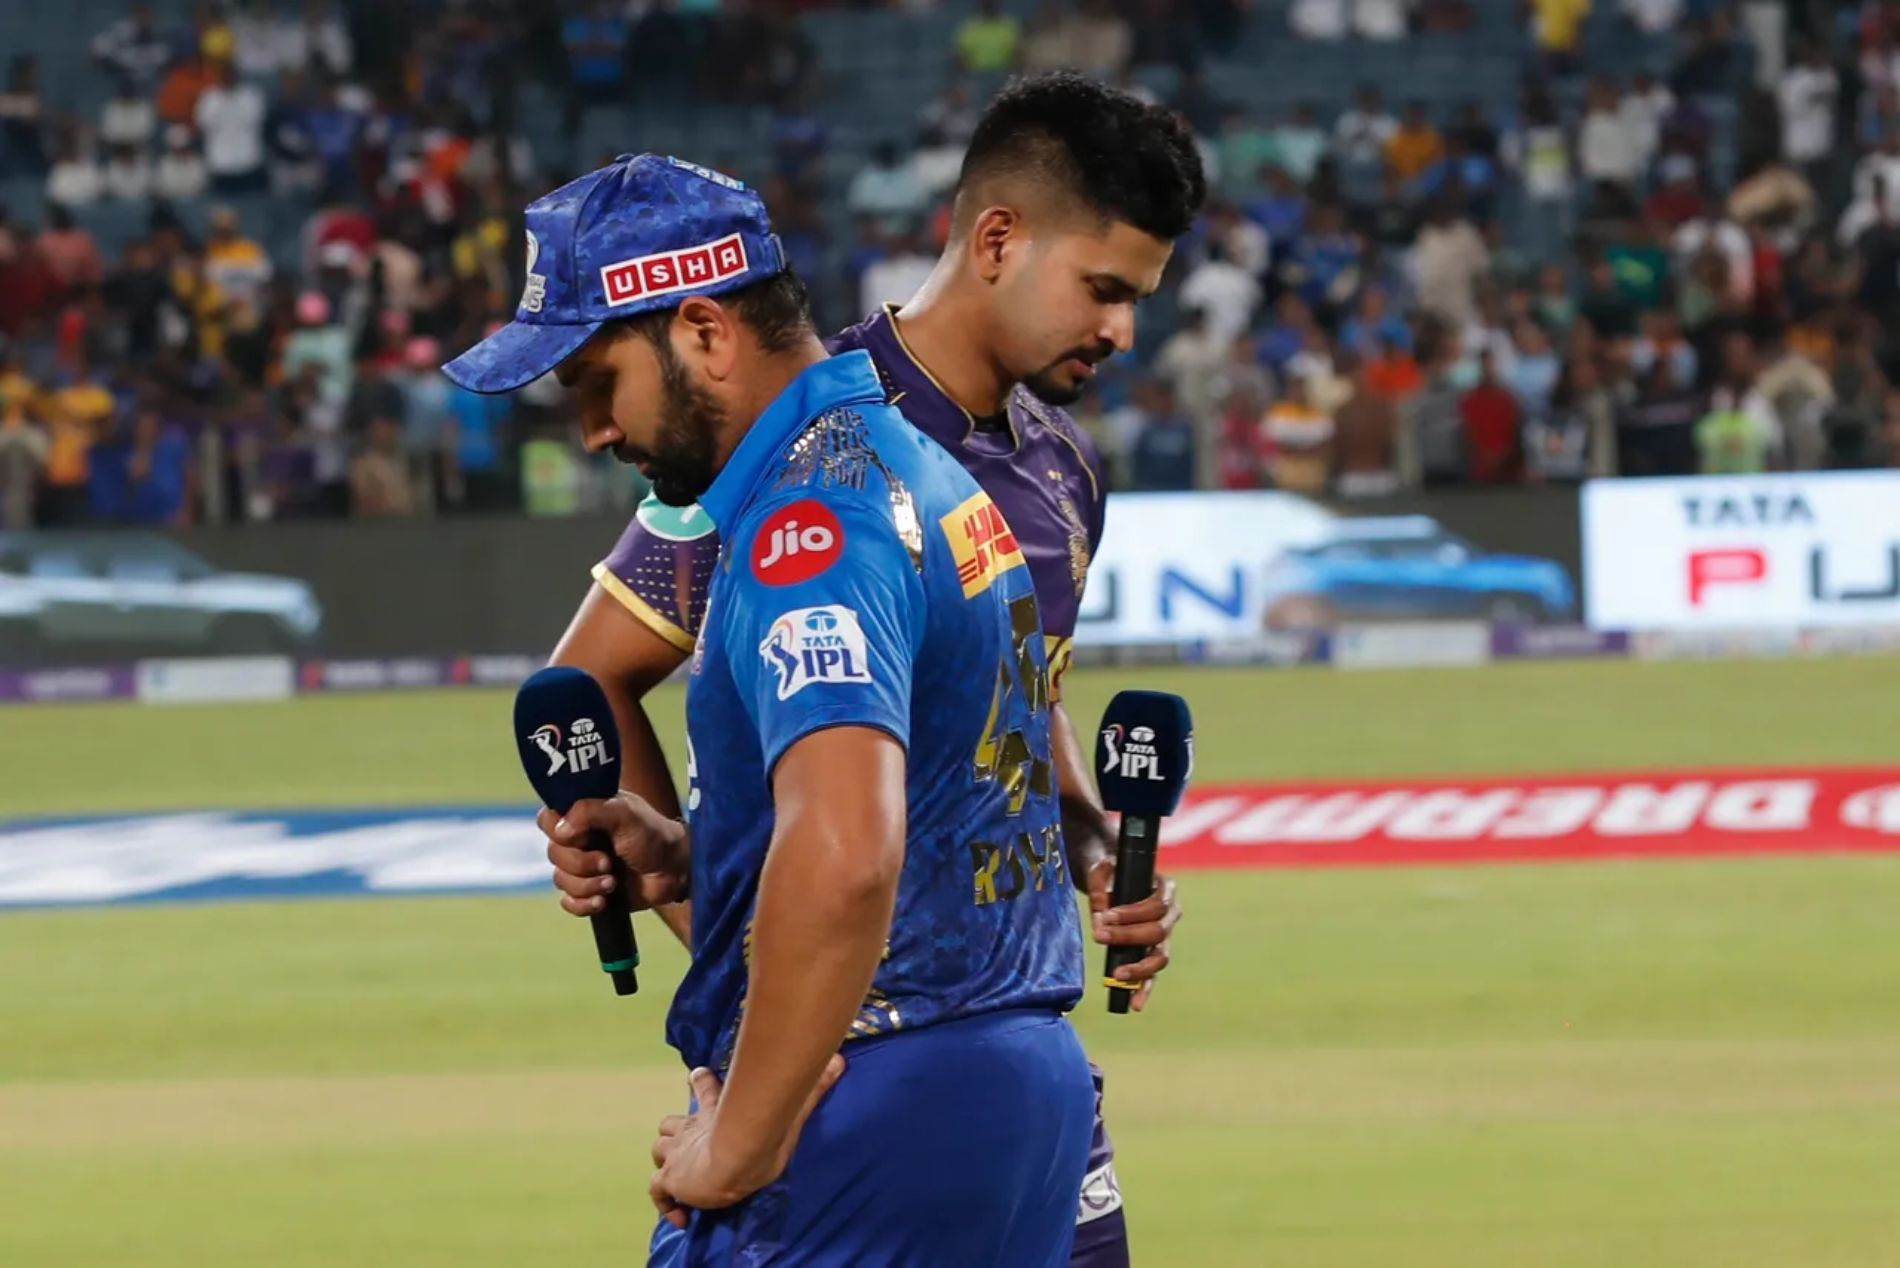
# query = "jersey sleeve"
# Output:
<box><xmin>590</xmin><ymin>494</ymin><xmax>722</xmax><ymax>653</ymax></box>
<box><xmin>717</xmin><ymin>494</ymin><xmax>925</xmax><ymax>775</ymax></box>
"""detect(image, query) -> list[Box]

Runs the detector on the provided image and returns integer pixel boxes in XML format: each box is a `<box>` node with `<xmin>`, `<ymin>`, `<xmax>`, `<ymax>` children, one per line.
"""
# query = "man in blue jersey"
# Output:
<box><xmin>544</xmin><ymin>76</ymin><xmax>1206</xmax><ymax>1264</ymax></box>
<box><xmin>445</xmin><ymin>153</ymin><xmax>1094</xmax><ymax>1263</ymax></box>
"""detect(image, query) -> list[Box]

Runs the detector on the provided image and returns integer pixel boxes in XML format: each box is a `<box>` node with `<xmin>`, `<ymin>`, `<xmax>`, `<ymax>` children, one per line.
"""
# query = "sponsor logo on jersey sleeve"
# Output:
<box><xmin>758</xmin><ymin>605</ymin><xmax>873</xmax><ymax>700</ymax></box>
<box><xmin>939</xmin><ymin>490</ymin><xmax>1025</xmax><ymax>598</ymax></box>
<box><xmin>751</xmin><ymin>499</ymin><xmax>844</xmax><ymax>586</ymax></box>
<box><xmin>635</xmin><ymin>494</ymin><xmax>716</xmax><ymax>542</ymax></box>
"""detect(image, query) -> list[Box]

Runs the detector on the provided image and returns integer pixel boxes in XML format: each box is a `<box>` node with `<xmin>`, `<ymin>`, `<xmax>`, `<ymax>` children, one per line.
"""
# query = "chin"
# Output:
<box><xmin>649</xmin><ymin>477</ymin><xmax>704</xmax><ymax>508</ymax></box>
<box><xmin>1022</xmin><ymin>373</ymin><xmax>1087</xmax><ymax>407</ymax></box>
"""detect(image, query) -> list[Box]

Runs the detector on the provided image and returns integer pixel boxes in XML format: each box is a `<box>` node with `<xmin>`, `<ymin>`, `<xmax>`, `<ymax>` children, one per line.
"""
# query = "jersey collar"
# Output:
<box><xmin>698</xmin><ymin>349</ymin><xmax>886</xmax><ymax>531</ymax></box>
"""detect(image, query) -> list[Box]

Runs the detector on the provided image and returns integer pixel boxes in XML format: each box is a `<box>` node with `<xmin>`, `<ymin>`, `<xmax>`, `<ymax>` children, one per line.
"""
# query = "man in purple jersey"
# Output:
<box><xmin>544</xmin><ymin>73</ymin><xmax>1205</xmax><ymax>1264</ymax></box>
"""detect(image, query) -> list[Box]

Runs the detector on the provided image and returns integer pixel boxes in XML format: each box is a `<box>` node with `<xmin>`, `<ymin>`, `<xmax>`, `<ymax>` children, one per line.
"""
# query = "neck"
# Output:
<box><xmin>893</xmin><ymin>265</ymin><xmax>1014</xmax><ymax>416</ymax></box>
<box><xmin>712</xmin><ymin>334</ymin><xmax>831</xmax><ymax>469</ymax></box>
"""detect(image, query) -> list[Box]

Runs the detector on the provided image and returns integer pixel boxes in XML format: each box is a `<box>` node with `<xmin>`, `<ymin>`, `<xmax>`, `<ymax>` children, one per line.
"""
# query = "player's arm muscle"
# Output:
<box><xmin>549</xmin><ymin>582</ymin><xmax>694</xmax><ymax>945</ymax></box>
<box><xmin>1050</xmin><ymin>700</ymin><xmax>1113</xmax><ymax>887</ymax></box>
<box><xmin>710</xmin><ymin>726</ymin><xmax>904</xmax><ymax>1172</ymax></box>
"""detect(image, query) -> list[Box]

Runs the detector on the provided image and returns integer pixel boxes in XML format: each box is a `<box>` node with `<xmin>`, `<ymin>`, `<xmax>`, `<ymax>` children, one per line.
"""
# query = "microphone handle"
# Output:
<box><xmin>584</xmin><ymin>827</ymin><xmax>640</xmax><ymax>995</ymax></box>
<box><xmin>1104</xmin><ymin>813</ymin><xmax>1160</xmax><ymax>1014</ymax></box>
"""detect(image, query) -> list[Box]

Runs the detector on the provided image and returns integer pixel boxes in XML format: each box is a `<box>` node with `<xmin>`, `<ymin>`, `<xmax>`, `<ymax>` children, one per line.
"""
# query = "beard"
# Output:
<box><xmin>1020</xmin><ymin>339</ymin><xmax>1117</xmax><ymax>407</ymax></box>
<box><xmin>635</xmin><ymin>339</ymin><xmax>727</xmax><ymax>507</ymax></box>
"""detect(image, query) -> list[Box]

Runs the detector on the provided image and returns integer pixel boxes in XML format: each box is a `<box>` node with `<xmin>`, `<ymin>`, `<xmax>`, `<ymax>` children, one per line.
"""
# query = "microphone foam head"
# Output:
<box><xmin>513</xmin><ymin>666</ymin><xmax>624</xmax><ymax>812</ymax></box>
<box><xmin>1095</xmin><ymin>690</ymin><xmax>1194</xmax><ymax>818</ymax></box>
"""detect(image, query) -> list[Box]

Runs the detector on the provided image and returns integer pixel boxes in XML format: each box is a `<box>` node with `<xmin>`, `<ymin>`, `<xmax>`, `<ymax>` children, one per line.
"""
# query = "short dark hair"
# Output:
<box><xmin>955</xmin><ymin>71</ymin><xmax>1207</xmax><ymax>240</ymax></box>
<box><xmin>616</xmin><ymin>269</ymin><xmax>815</xmax><ymax>355</ymax></box>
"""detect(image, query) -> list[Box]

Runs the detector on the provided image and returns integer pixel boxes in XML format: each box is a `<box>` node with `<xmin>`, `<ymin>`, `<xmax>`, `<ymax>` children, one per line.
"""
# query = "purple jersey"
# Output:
<box><xmin>595</xmin><ymin>305</ymin><xmax>1108</xmax><ymax>696</ymax></box>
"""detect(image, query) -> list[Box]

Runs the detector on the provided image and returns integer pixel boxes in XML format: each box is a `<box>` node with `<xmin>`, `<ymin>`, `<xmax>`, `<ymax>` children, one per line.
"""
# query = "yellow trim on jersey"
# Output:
<box><xmin>1045</xmin><ymin>634</ymin><xmax>1075</xmax><ymax>703</ymax></box>
<box><xmin>590</xmin><ymin>562</ymin><xmax>697</xmax><ymax>654</ymax></box>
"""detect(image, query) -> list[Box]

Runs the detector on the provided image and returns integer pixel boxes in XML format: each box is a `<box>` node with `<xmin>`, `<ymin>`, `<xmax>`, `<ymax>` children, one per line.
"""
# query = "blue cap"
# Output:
<box><xmin>442</xmin><ymin>154</ymin><xmax>786</xmax><ymax>394</ymax></box>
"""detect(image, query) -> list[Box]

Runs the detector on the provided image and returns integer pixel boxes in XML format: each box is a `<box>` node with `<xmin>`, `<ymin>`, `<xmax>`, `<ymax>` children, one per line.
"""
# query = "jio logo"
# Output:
<box><xmin>752</xmin><ymin>499</ymin><xmax>845</xmax><ymax>587</ymax></box>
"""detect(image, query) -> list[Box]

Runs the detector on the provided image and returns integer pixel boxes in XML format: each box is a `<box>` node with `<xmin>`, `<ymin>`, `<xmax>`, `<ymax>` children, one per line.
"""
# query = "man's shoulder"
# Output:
<box><xmin>1008</xmin><ymin>387</ymin><xmax>1107</xmax><ymax>505</ymax></box>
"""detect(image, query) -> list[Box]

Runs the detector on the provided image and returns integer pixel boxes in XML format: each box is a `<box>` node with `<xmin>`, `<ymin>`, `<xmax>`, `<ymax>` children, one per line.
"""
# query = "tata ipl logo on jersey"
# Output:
<box><xmin>526</xmin><ymin>717</ymin><xmax>610</xmax><ymax>777</ymax></box>
<box><xmin>1099</xmin><ymin>723</ymin><xmax>1167</xmax><ymax>782</ymax></box>
<box><xmin>939</xmin><ymin>490</ymin><xmax>1025</xmax><ymax>598</ymax></box>
<box><xmin>759</xmin><ymin>605</ymin><xmax>873</xmax><ymax>700</ymax></box>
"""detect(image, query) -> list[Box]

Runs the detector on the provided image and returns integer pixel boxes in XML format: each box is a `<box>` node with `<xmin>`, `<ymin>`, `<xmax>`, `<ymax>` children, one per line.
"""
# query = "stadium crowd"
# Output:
<box><xmin>0</xmin><ymin>0</ymin><xmax>1898</xmax><ymax>531</ymax></box>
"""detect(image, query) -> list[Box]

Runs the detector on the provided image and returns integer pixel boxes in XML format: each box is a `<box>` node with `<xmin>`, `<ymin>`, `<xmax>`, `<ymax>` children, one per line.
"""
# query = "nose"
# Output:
<box><xmin>581</xmin><ymin>418</ymin><xmax>621</xmax><ymax>455</ymax></box>
<box><xmin>1099</xmin><ymin>305</ymin><xmax>1135</xmax><ymax>356</ymax></box>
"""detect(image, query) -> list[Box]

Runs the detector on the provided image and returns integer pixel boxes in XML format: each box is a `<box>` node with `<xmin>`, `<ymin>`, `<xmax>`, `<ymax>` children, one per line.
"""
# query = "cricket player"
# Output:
<box><xmin>445</xmin><ymin>153</ymin><xmax>1095</xmax><ymax>1263</ymax></box>
<box><xmin>544</xmin><ymin>72</ymin><xmax>1206</xmax><ymax>1265</ymax></box>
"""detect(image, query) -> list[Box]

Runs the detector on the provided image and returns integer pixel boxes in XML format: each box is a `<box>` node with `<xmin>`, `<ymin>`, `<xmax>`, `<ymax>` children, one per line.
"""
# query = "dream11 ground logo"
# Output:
<box><xmin>528</xmin><ymin>717</ymin><xmax>610</xmax><ymax>777</ymax></box>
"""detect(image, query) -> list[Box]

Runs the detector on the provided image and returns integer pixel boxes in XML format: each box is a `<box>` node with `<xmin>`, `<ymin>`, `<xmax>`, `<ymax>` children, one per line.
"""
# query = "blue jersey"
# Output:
<box><xmin>667</xmin><ymin>349</ymin><xmax>1084</xmax><ymax>1074</ymax></box>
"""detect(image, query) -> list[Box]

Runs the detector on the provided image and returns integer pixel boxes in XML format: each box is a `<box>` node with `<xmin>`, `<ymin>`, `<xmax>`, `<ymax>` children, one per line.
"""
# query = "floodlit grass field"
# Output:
<box><xmin>4</xmin><ymin>658</ymin><xmax>1900</xmax><ymax>1266</ymax></box>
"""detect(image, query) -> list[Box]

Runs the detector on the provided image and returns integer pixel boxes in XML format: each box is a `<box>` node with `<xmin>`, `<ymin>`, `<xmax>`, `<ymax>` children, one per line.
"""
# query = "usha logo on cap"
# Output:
<box><xmin>600</xmin><ymin>233</ymin><xmax>750</xmax><ymax>309</ymax></box>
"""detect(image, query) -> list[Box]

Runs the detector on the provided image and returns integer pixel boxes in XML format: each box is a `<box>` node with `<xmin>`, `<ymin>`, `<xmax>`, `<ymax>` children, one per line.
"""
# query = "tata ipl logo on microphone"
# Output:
<box><xmin>527</xmin><ymin>717</ymin><xmax>610</xmax><ymax>777</ymax></box>
<box><xmin>1100</xmin><ymin>724</ymin><xmax>1166</xmax><ymax>782</ymax></box>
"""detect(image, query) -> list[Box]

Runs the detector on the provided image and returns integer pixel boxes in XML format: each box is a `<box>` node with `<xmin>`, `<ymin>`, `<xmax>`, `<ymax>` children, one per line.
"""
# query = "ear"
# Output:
<box><xmin>675</xmin><ymin>295</ymin><xmax>738</xmax><ymax>381</ymax></box>
<box><xmin>969</xmin><ymin>206</ymin><xmax>1019</xmax><ymax>284</ymax></box>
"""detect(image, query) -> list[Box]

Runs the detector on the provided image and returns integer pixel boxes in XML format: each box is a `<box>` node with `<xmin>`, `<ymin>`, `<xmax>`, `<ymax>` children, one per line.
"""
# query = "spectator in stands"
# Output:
<box><xmin>1460</xmin><ymin>347</ymin><xmax>1522</xmax><ymax>483</ymax></box>
<box><xmin>120</xmin><ymin>407</ymin><xmax>192</xmax><ymax>525</ymax></box>
<box><xmin>264</xmin><ymin>70</ymin><xmax>321</xmax><ymax>197</ymax></box>
<box><xmin>1207</xmin><ymin>201</ymin><xmax>1269</xmax><ymax>277</ymax></box>
<box><xmin>1622</xmin><ymin>0</ymin><xmax>1682</xmax><ymax>36</ymax></box>
<box><xmin>1248</xmin><ymin>163</ymin><xmax>1308</xmax><ymax>251</ymax></box>
<box><xmin>1778</xmin><ymin>43</ymin><xmax>1841</xmax><ymax>190</ymax></box>
<box><xmin>858</xmin><ymin>226</ymin><xmax>934</xmax><ymax>319</ymax></box>
<box><xmin>0</xmin><ymin>56</ymin><xmax>47</xmax><ymax>179</ymax></box>
<box><xmin>846</xmin><ymin>140</ymin><xmax>927</xmax><ymax>237</ymax></box>
<box><xmin>197</xmin><ymin>59</ymin><xmax>269</xmax><ymax>195</ymax></box>
<box><xmin>562</xmin><ymin>0</ymin><xmax>630</xmax><ymax>132</ymax></box>
<box><xmin>284</xmin><ymin>0</ymin><xmax>351</xmax><ymax>78</ymax></box>
<box><xmin>1580</xmin><ymin>77</ymin><xmax>1643</xmax><ymax>218</ymax></box>
<box><xmin>1531</xmin><ymin>0</ymin><xmax>1590</xmax><ymax>77</ymax></box>
<box><xmin>1366</xmin><ymin>331</ymin><xmax>1425</xmax><ymax>404</ymax></box>
<box><xmin>1334</xmin><ymin>85</ymin><xmax>1398</xmax><ymax>173</ymax></box>
<box><xmin>1384</xmin><ymin>101</ymin><xmax>1445</xmax><ymax>185</ymax></box>
<box><xmin>1289</xmin><ymin>0</ymin><xmax>1347</xmax><ymax>41</ymax></box>
<box><xmin>45</xmin><ymin>125</ymin><xmax>104</xmax><ymax>211</ymax></box>
<box><xmin>1218</xmin><ymin>108</ymin><xmax>1277</xmax><ymax>201</ymax></box>
<box><xmin>155</xmin><ymin>124</ymin><xmax>209</xmax><ymax>201</ymax></box>
<box><xmin>1153</xmin><ymin>306</ymin><xmax>1228</xmax><ymax>479</ymax></box>
<box><xmin>98</xmin><ymin>72</ymin><xmax>156</xmax><ymax>156</ymax></box>
<box><xmin>1697</xmin><ymin>331</ymin><xmax>1780</xmax><ymax>472</ymax></box>
<box><xmin>350</xmin><ymin>414</ymin><xmax>414</xmax><ymax>517</ymax></box>
<box><xmin>1508</xmin><ymin>317</ymin><xmax>1562</xmax><ymax>417</ymax></box>
<box><xmin>38</xmin><ymin>209</ymin><xmax>104</xmax><ymax>296</ymax></box>
<box><xmin>1332</xmin><ymin>360</ymin><xmax>1401</xmax><ymax>496</ymax></box>
<box><xmin>1646</xmin><ymin>154</ymin><xmax>1708</xmax><ymax>227</ymax></box>
<box><xmin>1671</xmin><ymin>15</ymin><xmax>1735</xmax><ymax>98</ymax></box>
<box><xmin>1261</xmin><ymin>369</ymin><xmax>1332</xmax><ymax>492</ymax></box>
<box><xmin>1123</xmin><ymin>381</ymin><xmax>1197</xmax><ymax>490</ymax></box>
<box><xmin>37</xmin><ymin>366</ymin><xmax>111</xmax><ymax>524</ymax></box>
<box><xmin>158</xmin><ymin>50</ymin><xmax>219</xmax><ymax>130</ymax></box>
<box><xmin>102</xmin><ymin>141</ymin><xmax>153</xmax><ymax>203</ymax></box>
<box><xmin>92</xmin><ymin>2</ymin><xmax>175</xmax><ymax>94</ymax></box>
<box><xmin>1623</xmin><ymin>70</ymin><xmax>1675</xmax><ymax>172</ymax></box>
<box><xmin>1414</xmin><ymin>198</ymin><xmax>1488</xmax><ymax>325</ymax></box>
<box><xmin>1416</xmin><ymin>0</ymin><xmax>1474</xmax><ymax>33</ymax></box>
<box><xmin>0</xmin><ymin>380</ymin><xmax>47</xmax><ymax>530</ymax></box>
<box><xmin>1269</xmin><ymin>103</ymin><xmax>1327</xmax><ymax>186</ymax></box>
<box><xmin>956</xmin><ymin>0</ymin><xmax>1021</xmax><ymax>73</ymax></box>
<box><xmin>1181</xmin><ymin>240</ymin><xmax>1262</xmax><ymax>346</ymax></box>
<box><xmin>1169</xmin><ymin>67</ymin><xmax>1226</xmax><ymax>138</ymax></box>
<box><xmin>1214</xmin><ymin>383</ymin><xmax>1269</xmax><ymax>488</ymax></box>
<box><xmin>204</xmin><ymin>208</ymin><xmax>272</xmax><ymax>308</ymax></box>
<box><xmin>1068</xmin><ymin>0</ymin><xmax>1135</xmax><ymax>79</ymax></box>
<box><xmin>1288</xmin><ymin>200</ymin><xmax>1364</xmax><ymax>316</ymax></box>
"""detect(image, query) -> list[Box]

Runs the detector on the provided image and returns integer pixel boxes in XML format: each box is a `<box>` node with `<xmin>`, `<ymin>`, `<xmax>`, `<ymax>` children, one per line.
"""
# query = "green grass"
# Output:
<box><xmin>4</xmin><ymin>657</ymin><xmax>1900</xmax><ymax>1265</ymax></box>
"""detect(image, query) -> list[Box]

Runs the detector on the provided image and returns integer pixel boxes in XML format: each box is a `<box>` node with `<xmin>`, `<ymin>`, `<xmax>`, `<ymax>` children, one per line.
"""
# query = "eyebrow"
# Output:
<box><xmin>1087</xmin><ymin>273</ymin><xmax>1149</xmax><ymax>302</ymax></box>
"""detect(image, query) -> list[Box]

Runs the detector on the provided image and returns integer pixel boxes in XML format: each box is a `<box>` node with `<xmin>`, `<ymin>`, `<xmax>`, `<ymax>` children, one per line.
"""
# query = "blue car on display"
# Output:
<box><xmin>1260</xmin><ymin>516</ymin><xmax>1577</xmax><ymax>629</ymax></box>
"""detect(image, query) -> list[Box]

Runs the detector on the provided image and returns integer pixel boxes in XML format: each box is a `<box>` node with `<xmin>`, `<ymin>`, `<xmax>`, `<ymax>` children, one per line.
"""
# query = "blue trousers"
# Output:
<box><xmin>650</xmin><ymin>1008</ymin><xmax>1095</xmax><ymax>1266</ymax></box>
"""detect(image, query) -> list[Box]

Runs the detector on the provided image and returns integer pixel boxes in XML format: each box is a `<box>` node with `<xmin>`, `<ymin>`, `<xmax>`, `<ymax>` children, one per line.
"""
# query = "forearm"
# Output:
<box><xmin>1050</xmin><ymin>701</ymin><xmax>1112</xmax><ymax>887</ymax></box>
<box><xmin>713</xmin><ymin>736</ymin><xmax>903</xmax><ymax>1168</ymax></box>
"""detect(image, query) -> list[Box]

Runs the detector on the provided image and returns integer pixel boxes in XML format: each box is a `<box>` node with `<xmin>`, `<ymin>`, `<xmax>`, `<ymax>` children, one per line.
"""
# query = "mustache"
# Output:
<box><xmin>1057</xmin><ymin>341</ymin><xmax>1116</xmax><ymax>368</ymax></box>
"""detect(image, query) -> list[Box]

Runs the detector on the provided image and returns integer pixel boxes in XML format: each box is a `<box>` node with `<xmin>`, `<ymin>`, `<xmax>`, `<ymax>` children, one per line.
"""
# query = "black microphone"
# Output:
<box><xmin>1094</xmin><ymin>690</ymin><xmax>1193</xmax><ymax>1015</ymax></box>
<box><xmin>514</xmin><ymin>666</ymin><xmax>639</xmax><ymax>996</ymax></box>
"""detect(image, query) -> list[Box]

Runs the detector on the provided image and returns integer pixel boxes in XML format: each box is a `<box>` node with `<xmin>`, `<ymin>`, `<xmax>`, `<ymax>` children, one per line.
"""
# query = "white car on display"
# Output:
<box><xmin>0</xmin><ymin>532</ymin><xmax>323</xmax><ymax>662</ymax></box>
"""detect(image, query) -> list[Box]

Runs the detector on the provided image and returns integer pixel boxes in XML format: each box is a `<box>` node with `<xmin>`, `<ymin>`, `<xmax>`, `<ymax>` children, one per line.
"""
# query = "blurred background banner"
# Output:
<box><xmin>1584</xmin><ymin>468</ymin><xmax>1900</xmax><ymax>629</ymax></box>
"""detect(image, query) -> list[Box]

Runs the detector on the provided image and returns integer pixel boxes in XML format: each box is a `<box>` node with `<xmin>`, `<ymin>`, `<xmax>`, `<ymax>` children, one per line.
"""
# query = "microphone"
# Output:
<box><xmin>1094</xmin><ymin>690</ymin><xmax>1193</xmax><ymax>1015</ymax></box>
<box><xmin>514</xmin><ymin>666</ymin><xmax>639</xmax><ymax>996</ymax></box>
